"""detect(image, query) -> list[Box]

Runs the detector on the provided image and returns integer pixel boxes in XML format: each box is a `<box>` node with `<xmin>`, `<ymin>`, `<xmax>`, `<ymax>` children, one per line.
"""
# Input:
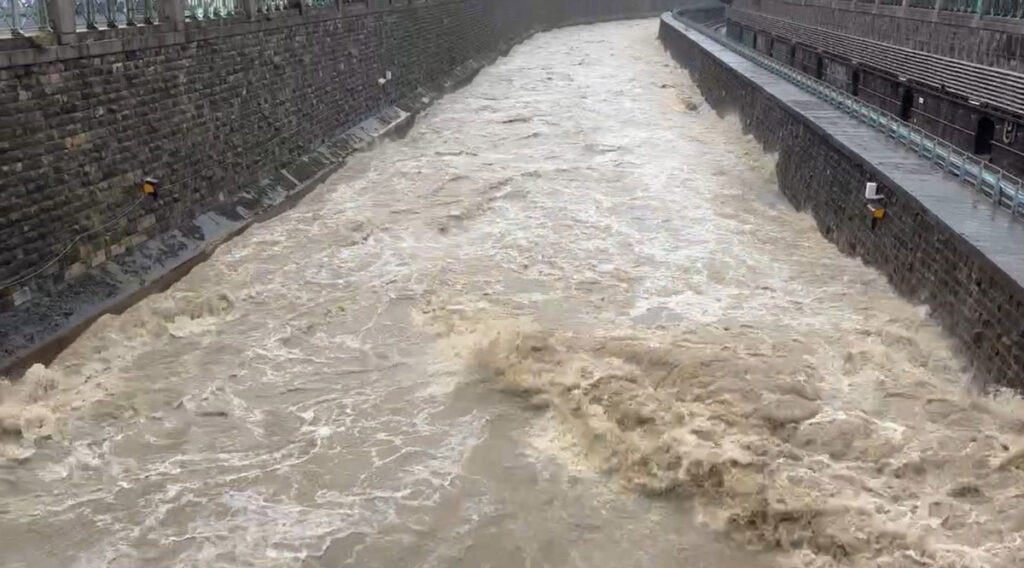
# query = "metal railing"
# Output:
<box><xmin>943</xmin><ymin>0</ymin><xmax>980</xmax><ymax>12</ymax></box>
<box><xmin>257</xmin><ymin>0</ymin><xmax>285</xmax><ymax>12</ymax></box>
<box><xmin>988</xmin><ymin>0</ymin><xmax>1024</xmax><ymax>18</ymax></box>
<box><xmin>688</xmin><ymin>18</ymin><xmax>1024</xmax><ymax>219</ymax></box>
<box><xmin>185</xmin><ymin>0</ymin><xmax>236</xmax><ymax>19</ymax></box>
<box><xmin>76</xmin><ymin>0</ymin><xmax>157</xmax><ymax>28</ymax></box>
<box><xmin>908</xmin><ymin>0</ymin><xmax>936</xmax><ymax>9</ymax></box>
<box><xmin>1</xmin><ymin>0</ymin><xmax>49</xmax><ymax>35</ymax></box>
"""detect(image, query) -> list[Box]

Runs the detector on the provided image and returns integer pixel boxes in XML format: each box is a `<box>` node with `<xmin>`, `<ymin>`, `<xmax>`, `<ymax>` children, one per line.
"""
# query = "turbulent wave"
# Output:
<box><xmin>436</xmin><ymin>314</ymin><xmax>1024</xmax><ymax>568</ymax></box>
<box><xmin>0</xmin><ymin>291</ymin><xmax>238</xmax><ymax>459</ymax></box>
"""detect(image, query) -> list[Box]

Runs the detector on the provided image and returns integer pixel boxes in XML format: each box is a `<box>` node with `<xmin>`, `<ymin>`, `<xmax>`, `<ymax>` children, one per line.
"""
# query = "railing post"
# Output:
<box><xmin>9</xmin><ymin>0</ymin><xmax>22</xmax><ymax>35</ymax></box>
<box><xmin>46</xmin><ymin>0</ymin><xmax>74</xmax><ymax>36</ymax></box>
<box><xmin>995</xmin><ymin>169</ymin><xmax>1004</xmax><ymax>205</ymax></box>
<box><xmin>1014</xmin><ymin>182</ymin><xmax>1022</xmax><ymax>217</ymax></box>
<box><xmin>243</xmin><ymin>0</ymin><xmax>258</xmax><ymax>18</ymax></box>
<box><xmin>977</xmin><ymin>0</ymin><xmax>990</xmax><ymax>16</ymax></box>
<box><xmin>104</xmin><ymin>0</ymin><xmax>115</xmax><ymax>27</ymax></box>
<box><xmin>161</xmin><ymin>0</ymin><xmax>186</xmax><ymax>28</ymax></box>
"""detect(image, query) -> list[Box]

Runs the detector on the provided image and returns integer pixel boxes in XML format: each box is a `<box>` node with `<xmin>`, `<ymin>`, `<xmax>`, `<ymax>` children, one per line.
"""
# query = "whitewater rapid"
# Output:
<box><xmin>2</xmin><ymin>19</ymin><xmax>1023</xmax><ymax>568</ymax></box>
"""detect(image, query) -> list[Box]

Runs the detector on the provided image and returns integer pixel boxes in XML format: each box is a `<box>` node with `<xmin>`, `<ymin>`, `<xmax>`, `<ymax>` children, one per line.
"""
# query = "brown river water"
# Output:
<box><xmin>3</xmin><ymin>19</ymin><xmax>1024</xmax><ymax>568</ymax></box>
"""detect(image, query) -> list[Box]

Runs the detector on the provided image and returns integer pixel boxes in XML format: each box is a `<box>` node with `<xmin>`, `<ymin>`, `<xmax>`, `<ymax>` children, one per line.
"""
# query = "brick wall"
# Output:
<box><xmin>661</xmin><ymin>14</ymin><xmax>1024</xmax><ymax>390</ymax></box>
<box><xmin>0</xmin><ymin>0</ymin><xmax>678</xmax><ymax>309</ymax></box>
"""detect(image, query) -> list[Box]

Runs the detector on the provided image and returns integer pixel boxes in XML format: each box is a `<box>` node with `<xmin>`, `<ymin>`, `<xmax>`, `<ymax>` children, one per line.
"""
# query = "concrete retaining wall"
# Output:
<box><xmin>0</xmin><ymin>0</ymin><xmax>692</xmax><ymax>369</ymax></box>
<box><xmin>660</xmin><ymin>13</ymin><xmax>1024</xmax><ymax>390</ymax></box>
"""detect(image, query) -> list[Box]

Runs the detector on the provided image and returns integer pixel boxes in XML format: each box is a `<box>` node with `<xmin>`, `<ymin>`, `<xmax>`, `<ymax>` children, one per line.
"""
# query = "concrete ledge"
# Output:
<box><xmin>660</xmin><ymin>13</ymin><xmax>1024</xmax><ymax>389</ymax></box>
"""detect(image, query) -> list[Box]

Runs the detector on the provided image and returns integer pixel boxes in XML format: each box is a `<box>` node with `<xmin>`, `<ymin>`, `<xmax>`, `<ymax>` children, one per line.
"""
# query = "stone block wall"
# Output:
<box><xmin>0</xmin><ymin>0</ymin><xmax>678</xmax><ymax>310</ymax></box>
<box><xmin>660</xmin><ymin>14</ymin><xmax>1024</xmax><ymax>390</ymax></box>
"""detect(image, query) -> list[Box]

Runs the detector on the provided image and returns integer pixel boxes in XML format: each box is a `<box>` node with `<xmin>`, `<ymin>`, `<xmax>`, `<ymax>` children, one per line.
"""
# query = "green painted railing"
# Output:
<box><xmin>943</xmin><ymin>0</ymin><xmax>981</xmax><ymax>13</ymax></box>
<box><xmin>988</xmin><ymin>0</ymin><xmax>1024</xmax><ymax>18</ymax></box>
<box><xmin>74</xmin><ymin>0</ymin><xmax>157</xmax><ymax>30</ymax></box>
<box><xmin>1</xmin><ymin>0</ymin><xmax>48</xmax><ymax>34</ymax></box>
<box><xmin>185</xmin><ymin>0</ymin><xmax>237</xmax><ymax>19</ymax></box>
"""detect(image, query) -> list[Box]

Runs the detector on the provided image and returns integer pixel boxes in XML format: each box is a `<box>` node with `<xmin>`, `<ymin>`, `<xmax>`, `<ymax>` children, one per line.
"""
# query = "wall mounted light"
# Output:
<box><xmin>142</xmin><ymin>177</ymin><xmax>159</xmax><ymax>200</ymax></box>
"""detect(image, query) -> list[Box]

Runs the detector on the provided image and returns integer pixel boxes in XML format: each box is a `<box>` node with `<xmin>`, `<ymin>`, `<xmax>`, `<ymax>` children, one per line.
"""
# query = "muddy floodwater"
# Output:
<box><xmin>3</xmin><ymin>19</ymin><xmax>1024</xmax><ymax>568</ymax></box>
